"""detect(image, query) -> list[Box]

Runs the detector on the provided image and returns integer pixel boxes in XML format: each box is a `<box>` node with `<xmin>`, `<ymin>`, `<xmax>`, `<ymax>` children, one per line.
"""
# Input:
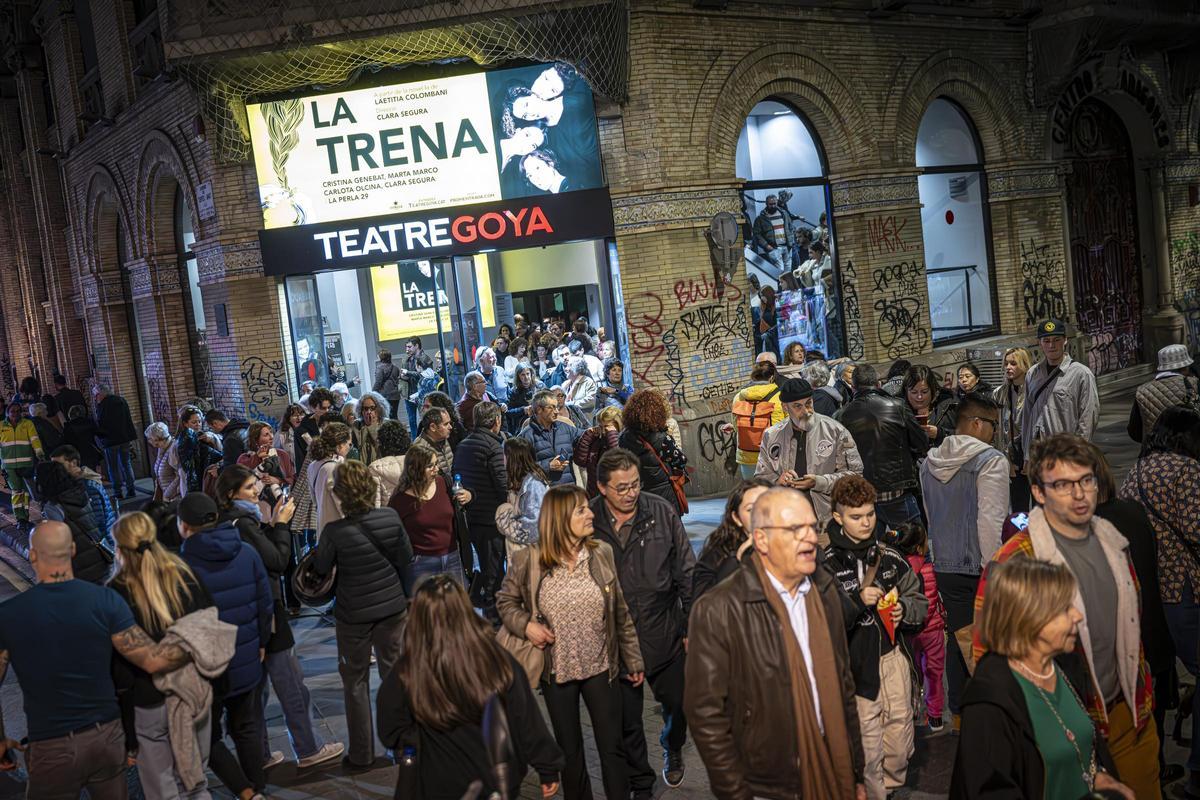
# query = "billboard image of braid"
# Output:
<box><xmin>489</xmin><ymin>62</ymin><xmax>604</xmax><ymax>198</ymax></box>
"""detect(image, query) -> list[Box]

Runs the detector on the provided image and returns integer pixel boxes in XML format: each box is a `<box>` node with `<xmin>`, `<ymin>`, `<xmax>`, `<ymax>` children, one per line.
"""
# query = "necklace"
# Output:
<box><xmin>1011</xmin><ymin>658</ymin><xmax>1054</xmax><ymax>682</ymax></box>
<box><xmin>1023</xmin><ymin>664</ymin><xmax>1096</xmax><ymax>789</ymax></box>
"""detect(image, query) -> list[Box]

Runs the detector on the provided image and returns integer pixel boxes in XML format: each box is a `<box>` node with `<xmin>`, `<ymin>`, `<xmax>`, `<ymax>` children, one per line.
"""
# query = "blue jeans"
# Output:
<box><xmin>103</xmin><ymin>444</ymin><xmax>136</xmax><ymax>495</ymax></box>
<box><xmin>259</xmin><ymin>647</ymin><xmax>324</xmax><ymax>760</ymax></box>
<box><xmin>1164</xmin><ymin>585</ymin><xmax>1200</xmax><ymax>771</ymax></box>
<box><xmin>738</xmin><ymin>464</ymin><xmax>757</xmax><ymax>480</ymax></box>
<box><xmin>402</xmin><ymin>551</ymin><xmax>464</xmax><ymax>596</ymax></box>
<box><xmin>875</xmin><ymin>491</ymin><xmax>922</xmax><ymax>530</ymax></box>
<box><xmin>405</xmin><ymin>399</ymin><xmax>419</xmax><ymax>437</ymax></box>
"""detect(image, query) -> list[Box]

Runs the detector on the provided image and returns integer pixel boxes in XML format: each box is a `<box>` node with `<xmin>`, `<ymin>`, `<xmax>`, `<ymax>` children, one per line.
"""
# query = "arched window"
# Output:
<box><xmin>737</xmin><ymin>100</ymin><xmax>845</xmax><ymax>360</ymax></box>
<box><xmin>916</xmin><ymin>98</ymin><xmax>997</xmax><ymax>343</ymax></box>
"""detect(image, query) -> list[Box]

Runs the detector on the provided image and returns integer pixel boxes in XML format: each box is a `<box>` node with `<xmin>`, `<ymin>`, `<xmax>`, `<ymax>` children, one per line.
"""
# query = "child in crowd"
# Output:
<box><xmin>893</xmin><ymin>522</ymin><xmax>947</xmax><ymax>733</ymax></box>
<box><xmin>823</xmin><ymin>475</ymin><xmax>928</xmax><ymax>800</ymax></box>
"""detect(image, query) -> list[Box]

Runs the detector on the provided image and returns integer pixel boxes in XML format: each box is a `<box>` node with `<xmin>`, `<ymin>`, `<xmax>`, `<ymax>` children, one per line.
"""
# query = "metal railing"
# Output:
<box><xmin>927</xmin><ymin>263</ymin><xmax>993</xmax><ymax>340</ymax></box>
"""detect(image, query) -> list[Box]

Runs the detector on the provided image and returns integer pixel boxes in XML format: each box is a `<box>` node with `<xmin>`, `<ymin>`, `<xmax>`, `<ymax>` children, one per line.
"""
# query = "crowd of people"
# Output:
<box><xmin>0</xmin><ymin>314</ymin><xmax>1196</xmax><ymax>800</ymax></box>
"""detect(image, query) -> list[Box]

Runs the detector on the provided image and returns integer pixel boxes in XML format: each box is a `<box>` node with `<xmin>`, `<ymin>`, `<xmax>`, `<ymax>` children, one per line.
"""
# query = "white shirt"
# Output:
<box><xmin>763</xmin><ymin>568</ymin><xmax>823</xmax><ymax>733</ymax></box>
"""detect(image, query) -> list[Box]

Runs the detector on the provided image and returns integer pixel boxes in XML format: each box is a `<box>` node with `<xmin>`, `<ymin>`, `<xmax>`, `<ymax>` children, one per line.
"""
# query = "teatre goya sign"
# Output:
<box><xmin>248</xmin><ymin>62</ymin><xmax>614</xmax><ymax>276</ymax></box>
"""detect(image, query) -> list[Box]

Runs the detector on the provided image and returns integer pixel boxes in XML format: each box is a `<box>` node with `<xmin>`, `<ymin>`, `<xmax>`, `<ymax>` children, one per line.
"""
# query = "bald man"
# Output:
<box><xmin>0</xmin><ymin>521</ymin><xmax>191</xmax><ymax>800</ymax></box>
<box><xmin>685</xmin><ymin>489</ymin><xmax>866</xmax><ymax>800</ymax></box>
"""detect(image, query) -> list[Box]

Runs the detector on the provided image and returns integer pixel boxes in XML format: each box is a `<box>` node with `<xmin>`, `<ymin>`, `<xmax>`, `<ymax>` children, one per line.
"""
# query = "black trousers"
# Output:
<box><xmin>208</xmin><ymin>686</ymin><xmax>266</xmax><ymax>794</ymax></box>
<box><xmin>620</xmin><ymin>650</ymin><xmax>688</xmax><ymax>794</ymax></box>
<box><xmin>542</xmin><ymin>672</ymin><xmax>627</xmax><ymax>800</ymax></box>
<box><xmin>935</xmin><ymin>571</ymin><xmax>980</xmax><ymax>716</ymax></box>
<box><xmin>469</xmin><ymin>524</ymin><xmax>505</xmax><ymax>618</ymax></box>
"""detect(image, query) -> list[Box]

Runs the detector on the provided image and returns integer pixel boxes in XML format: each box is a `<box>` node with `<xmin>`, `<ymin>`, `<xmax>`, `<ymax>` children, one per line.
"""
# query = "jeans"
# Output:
<box><xmin>542</xmin><ymin>672</ymin><xmax>627</xmax><ymax>800</ymax></box>
<box><xmin>208</xmin><ymin>687</ymin><xmax>265</xmax><ymax>795</ymax></box>
<box><xmin>334</xmin><ymin>613</ymin><xmax>405</xmax><ymax>765</ymax></box>
<box><xmin>738</xmin><ymin>464</ymin><xmax>757</xmax><ymax>480</ymax></box>
<box><xmin>875</xmin><ymin>491</ymin><xmax>922</xmax><ymax>529</ymax></box>
<box><xmin>103</xmin><ymin>444</ymin><xmax>136</xmax><ymax>496</ymax></box>
<box><xmin>1164</xmin><ymin>584</ymin><xmax>1200</xmax><ymax>771</ymax></box>
<box><xmin>404</xmin><ymin>399</ymin><xmax>419</xmax><ymax>436</ymax></box>
<box><xmin>25</xmin><ymin>718</ymin><xmax>127</xmax><ymax>800</ymax></box>
<box><xmin>402</xmin><ymin>551</ymin><xmax>464</xmax><ymax>596</ymax></box>
<box><xmin>469</xmin><ymin>525</ymin><xmax>506</xmax><ymax>619</ymax></box>
<box><xmin>620</xmin><ymin>651</ymin><xmax>688</xmax><ymax>795</ymax></box>
<box><xmin>259</xmin><ymin>648</ymin><xmax>323</xmax><ymax>760</ymax></box>
<box><xmin>135</xmin><ymin>703</ymin><xmax>212</xmax><ymax>800</ymax></box>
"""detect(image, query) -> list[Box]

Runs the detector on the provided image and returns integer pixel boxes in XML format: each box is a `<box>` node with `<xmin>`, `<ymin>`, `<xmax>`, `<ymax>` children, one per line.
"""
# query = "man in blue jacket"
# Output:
<box><xmin>178</xmin><ymin>493</ymin><xmax>273</xmax><ymax>798</ymax></box>
<box><xmin>519</xmin><ymin>390</ymin><xmax>581</xmax><ymax>485</ymax></box>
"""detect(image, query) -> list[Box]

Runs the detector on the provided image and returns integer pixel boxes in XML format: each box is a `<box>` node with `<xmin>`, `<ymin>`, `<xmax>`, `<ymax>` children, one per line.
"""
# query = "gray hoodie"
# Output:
<box><xmin>920</xmin><ymin>435</ymin><xmax>1010</xmax><ymax>568</ymax></box>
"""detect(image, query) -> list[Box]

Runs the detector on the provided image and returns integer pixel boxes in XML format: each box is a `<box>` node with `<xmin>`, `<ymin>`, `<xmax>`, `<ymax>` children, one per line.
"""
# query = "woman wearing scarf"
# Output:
<box><xmin>214</xmin><ymin>465</ymin><xmax>344</xmax><ymax>770</ymax></box>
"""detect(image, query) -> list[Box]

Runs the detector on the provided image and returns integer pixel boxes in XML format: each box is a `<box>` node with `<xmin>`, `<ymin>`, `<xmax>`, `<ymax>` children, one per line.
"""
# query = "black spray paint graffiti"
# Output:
<box><xmin>840</xmin><ymin>260</ymin><xmax>865</xmax><ymax>360</ymax></box>
<box><xmin>1171</xmin><ymin>232</ymin><xmax>1200</xmax><ymax>321</ymax></box>
<box><xmin>696</xmin><ymin>420</ymin><xmax>736</xmax><ymax>466</ymax></box>
<box><xmin>241</xmin><ymin>357</ymin><xmax>289</xmax><ymax>406</ymax></box>
<box><xmin>872</xmin><ymin>259</ymin><xmax>929</xmax><ymax>359</ymax></box>
<box><xmin>677</xmin><ymin>302</ymin><xmax>750</xmax><ymax>361</ymax></box>
<box><xmin>1019</xmin><ymin>238</ymin><xmax>1066</xmax><ymax>326</ymax></box>
<box><xmin>662</xmin><ymin>321</ymin><xmax>686</xmax><ymax>409</ymax></box>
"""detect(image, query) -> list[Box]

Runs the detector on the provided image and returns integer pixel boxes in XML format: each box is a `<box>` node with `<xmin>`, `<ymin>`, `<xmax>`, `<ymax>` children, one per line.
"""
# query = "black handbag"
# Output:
<box><xmin>292</xmin><ymin>548</ymin><xmax>336</xmax><ymax>607</ymax></box>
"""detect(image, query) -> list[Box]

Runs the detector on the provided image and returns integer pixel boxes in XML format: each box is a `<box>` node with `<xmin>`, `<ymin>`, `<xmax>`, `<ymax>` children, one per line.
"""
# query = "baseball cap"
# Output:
<box><xmin>177</xmin><ymin>493</ymin><xmax>219</xmax><ymax>527</ymax></box>
<box><xmin>1036</xmin><ymin>319</ymin><xmax>1067</xmax><ymax>339</ymax></box>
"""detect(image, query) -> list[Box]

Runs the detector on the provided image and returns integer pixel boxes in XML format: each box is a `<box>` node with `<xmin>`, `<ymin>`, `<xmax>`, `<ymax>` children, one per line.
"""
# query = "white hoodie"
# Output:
<box><xmin>921</xmin><ymin>434</ymin><xmax>1010</xmax><ymax>567</ymax></box>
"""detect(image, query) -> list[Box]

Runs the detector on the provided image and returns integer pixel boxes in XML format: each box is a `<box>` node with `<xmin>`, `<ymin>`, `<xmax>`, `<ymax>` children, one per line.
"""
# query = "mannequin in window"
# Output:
<box><xmin>751</xmin><ymin>194</ymin><xmax>794</xmax><ymax>277</ymax></box>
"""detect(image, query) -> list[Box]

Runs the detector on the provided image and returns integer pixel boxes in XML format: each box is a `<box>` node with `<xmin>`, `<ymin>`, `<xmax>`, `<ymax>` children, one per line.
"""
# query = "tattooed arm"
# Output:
<box><xmin>111</xmin><ymin>626</ymin><xmax>191</xmax><ymax>674</ymax></box>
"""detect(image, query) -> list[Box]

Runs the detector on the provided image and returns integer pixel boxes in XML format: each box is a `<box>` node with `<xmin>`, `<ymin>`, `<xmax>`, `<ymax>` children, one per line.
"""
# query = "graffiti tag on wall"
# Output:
<box><xmin>870</xmin><ymin>257</ymin><xmax>929</xmax><ymax>359</ymax></box>
<box><xmin>840</xmin><ymin>260</ymin><xmax>865</xmax><ymax>360</ymax></box>
<box><xmin>1019</xmin><ymin>238</ymin><xmax>1067</xmax><ymax>326</ymax></box>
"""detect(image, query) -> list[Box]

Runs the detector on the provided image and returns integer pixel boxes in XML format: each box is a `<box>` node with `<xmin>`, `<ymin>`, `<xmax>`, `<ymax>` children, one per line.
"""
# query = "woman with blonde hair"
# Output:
<box><xmin>994</xmin><ymin>346</ymin><xmax>1033</xmax><ymax>511</ymax></box>
<box><xmin>109</xmin><ymin>512</ymin><xmax>215</xmax><ymax>800</ymax></box>
<box><xmin>496</xmin><ymin>484</ymin><xmax>644</xmax><ymax>800</ymax></box>
<box><xmin>952</xmin><ymin>558</ymin><xmax>1132</xmax><ymax>799</ymax></box>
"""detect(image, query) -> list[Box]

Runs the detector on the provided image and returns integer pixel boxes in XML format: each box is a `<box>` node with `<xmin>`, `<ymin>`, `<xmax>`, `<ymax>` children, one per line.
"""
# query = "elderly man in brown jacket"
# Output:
<box><xmin>684</xmin><ymin>487</ymin><xmax>866</xmax><ymax>800</ymax></box>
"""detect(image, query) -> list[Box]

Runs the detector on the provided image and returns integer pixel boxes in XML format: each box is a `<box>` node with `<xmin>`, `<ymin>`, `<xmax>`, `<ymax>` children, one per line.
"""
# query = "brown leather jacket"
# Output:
<box><xmin>497</xmin><ymin>541</ymin><xmax>644</xmax><ymax>683</ymax></box>
<box><xmin>684</xmin><ymin>560</ymin><xmax>865</xmax><ymax>800</ymax></box>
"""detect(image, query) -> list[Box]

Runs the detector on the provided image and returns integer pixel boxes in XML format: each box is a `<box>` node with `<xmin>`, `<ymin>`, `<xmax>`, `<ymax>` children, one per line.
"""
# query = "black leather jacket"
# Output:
<box><xmin>836</xmin><ymin>389</ymin><xmax>929</xmax><ymax>494</ymax></box>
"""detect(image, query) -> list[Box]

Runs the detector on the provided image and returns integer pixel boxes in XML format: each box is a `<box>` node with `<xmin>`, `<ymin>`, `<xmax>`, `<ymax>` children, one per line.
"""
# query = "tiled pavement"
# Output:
<box><xmin>0</xmin><ymin>385</ymin><xmax>1187</xmax><ymax>799</ymax></box>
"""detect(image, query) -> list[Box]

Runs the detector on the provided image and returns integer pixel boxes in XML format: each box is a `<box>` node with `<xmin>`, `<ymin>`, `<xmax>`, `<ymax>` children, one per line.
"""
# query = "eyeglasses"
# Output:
<box><xmin>1039</xmin><ymin>474</ymin><xmax>1099</xmax><ymax>495</ymax></box>
<box><xmin>971</xmin><ymin>416</ymin><xmax>999</xmax><ymax>430</ymax></box>
<box><xmin>758</xmin><ymin>524</ymin><xmax>816</xmax><ymax>540</ymax></box>
<box><xmin>607</xmin><ymin>481</ymin><xmax>641</xmax><ymax>496</ymax></box>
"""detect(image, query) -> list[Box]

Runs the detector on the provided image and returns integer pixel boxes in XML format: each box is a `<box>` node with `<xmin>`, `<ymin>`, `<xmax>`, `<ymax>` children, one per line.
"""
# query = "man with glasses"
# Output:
<box><xmin>592</xmin><ymin>448</ymin><xmax>695</xmax><ymax>796</ymax></box>
<box><xmin>976</xmin><ymin>433</ymin><xmax>1159</xmax><ymax>799</ymax></box>
<box><xmin>919</xmin><ymin>393</ymin><xmax>1009</xmax><ymax>728</ymax></box>
<box><xmin>755</xmin><ymin>378</ymin><xmax>862</xmax><ymax>536</ymax></box>
<box><xmin>685</xmin><ymin>487</ymin><xmax>866</xmax><ymax>800</ymax></box>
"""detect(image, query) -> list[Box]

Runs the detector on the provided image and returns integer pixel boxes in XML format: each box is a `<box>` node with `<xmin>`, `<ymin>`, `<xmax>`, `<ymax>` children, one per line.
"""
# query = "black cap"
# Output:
<box><xmin>177</xmin><ymin>493</ymin><xmax>219</xmax><ymax>527</ymax></box>
<box><xmin>1037</xmin><ymin>319</ymin><xmax>1067</xmax><ymax>338</ymax></box>
<box><xmin>780</xmin><ymin>378</ymin><xmax>814</xmax><ymax>403</ymax></box>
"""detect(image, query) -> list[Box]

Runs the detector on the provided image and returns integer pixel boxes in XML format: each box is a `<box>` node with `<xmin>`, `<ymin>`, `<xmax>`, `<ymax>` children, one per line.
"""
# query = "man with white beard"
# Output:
<box><xmin>755</xmin><ymin>378</ymin><xmax>863</xmax><ymax>539</ymax></box>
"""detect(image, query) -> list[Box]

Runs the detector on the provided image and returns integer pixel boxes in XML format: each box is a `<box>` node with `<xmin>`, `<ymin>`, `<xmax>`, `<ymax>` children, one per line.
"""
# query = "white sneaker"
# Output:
<box><xmin>297</xmin><ymin>741</ymin><xmax>345</xmax><ymax>769</ymax></box>
<box><xmin>263</xmin><ymin>750</ymin><xmax>285</xmax><ymax>769</ymax></box>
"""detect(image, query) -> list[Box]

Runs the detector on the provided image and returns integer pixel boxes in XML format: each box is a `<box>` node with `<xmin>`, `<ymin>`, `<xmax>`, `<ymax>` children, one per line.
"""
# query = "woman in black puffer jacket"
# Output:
<box><xmin>618</xmin><ymin>389</ymin><xmax>688</xmax><ymax>514</ymax></box>
<box><xmin>314</xmin><ymin>460</ymin><xmax>413</xmax><ymax>770</ymax></box>
<box><xmin>35</xmin><ymin>460</ymin><xmax>110</xmax><ymax>583</ymax></box>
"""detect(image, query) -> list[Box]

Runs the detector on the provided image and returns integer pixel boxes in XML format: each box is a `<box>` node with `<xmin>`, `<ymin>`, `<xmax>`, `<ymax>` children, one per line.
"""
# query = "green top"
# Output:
<box><xmin>1012</xmin><ymin>666</ymin><xmax>1095</xmax><ymax>800</ymax></box>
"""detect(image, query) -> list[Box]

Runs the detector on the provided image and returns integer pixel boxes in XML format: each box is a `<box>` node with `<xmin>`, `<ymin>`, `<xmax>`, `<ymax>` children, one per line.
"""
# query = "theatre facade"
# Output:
<box><xmin>2</xmin><ymin>0</ymin><xmax>1198</xmax><ymax>492</ymax></box>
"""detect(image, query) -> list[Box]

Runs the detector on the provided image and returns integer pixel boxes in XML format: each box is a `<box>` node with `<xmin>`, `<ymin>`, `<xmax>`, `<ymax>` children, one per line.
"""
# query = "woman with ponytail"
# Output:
<box><xmin>108</xmin><ymin>511</ymin><xmax>215</xmax><ymax>800</ymax></box>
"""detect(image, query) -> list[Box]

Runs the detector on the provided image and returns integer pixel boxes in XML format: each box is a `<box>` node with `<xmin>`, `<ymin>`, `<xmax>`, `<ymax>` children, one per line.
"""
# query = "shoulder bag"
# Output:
<box><xmin>639</xmin><ymin>435</ymin><xmax>689</xmax><ymax>515</ymax></box>
<box><xmin>495</xmin><ymin>551</ymin><xmax>546</xmax><ymax>688</ymax></box>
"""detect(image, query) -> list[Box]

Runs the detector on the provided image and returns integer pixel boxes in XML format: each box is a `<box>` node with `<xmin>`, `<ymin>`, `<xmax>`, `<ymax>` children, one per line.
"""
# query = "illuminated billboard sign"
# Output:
<box><xmin>248</xmin><ymin>62</ymin><xmax>612</xmax><ymax>275</ymax></box>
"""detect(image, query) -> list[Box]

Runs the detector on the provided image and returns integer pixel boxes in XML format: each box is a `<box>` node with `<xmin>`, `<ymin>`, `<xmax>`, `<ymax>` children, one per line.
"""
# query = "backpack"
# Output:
<box><xmin>731</xmin><ymin>386</ymin><xmax>781</xmax><ymax>452</ymax></box>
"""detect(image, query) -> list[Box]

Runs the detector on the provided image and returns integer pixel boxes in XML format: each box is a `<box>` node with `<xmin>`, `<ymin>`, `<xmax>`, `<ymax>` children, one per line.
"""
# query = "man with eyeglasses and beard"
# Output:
<box><xmin>755</xmin><ymin>378</ymin><xmax>862</xmax><ymax>538</ymax></box>
<box><xmin>591</xmin><ymin>448</ymin><xmax>695</xmax><ymax>797</ymax></box>
<box><xmin>975</xmin><ymin>433</ymin><xmax>1159</xmax><ymax>800</ymax></box>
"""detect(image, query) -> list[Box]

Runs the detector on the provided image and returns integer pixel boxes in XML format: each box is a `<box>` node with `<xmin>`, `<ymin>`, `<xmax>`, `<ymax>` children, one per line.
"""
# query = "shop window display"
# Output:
<box><xmin>736</xmin><ymin>100</ymin><xmax>844</xmax><ymax>360</ymax></box>
<box><xmin>916</xmin><ymin>98</ymin><xmax>997</xmax><ymax>343</ymax></box>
